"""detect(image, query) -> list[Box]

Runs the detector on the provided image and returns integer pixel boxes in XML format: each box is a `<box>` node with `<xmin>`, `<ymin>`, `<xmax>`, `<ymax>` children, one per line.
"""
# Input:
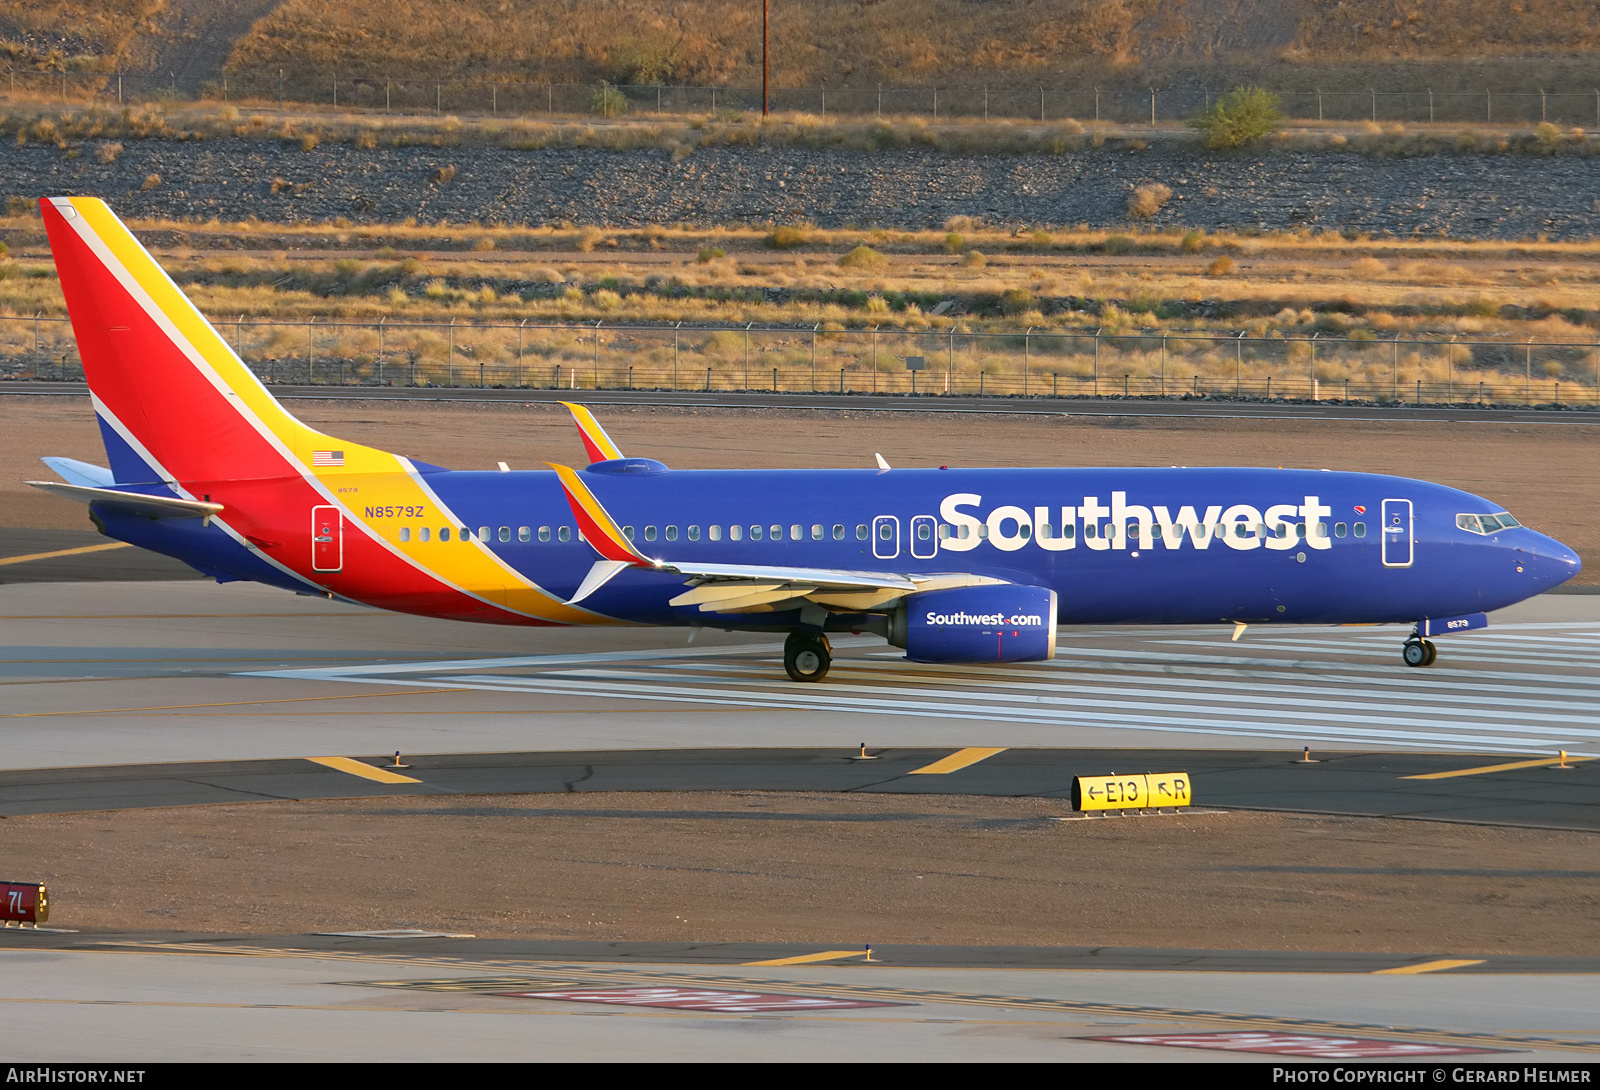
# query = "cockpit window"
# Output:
<box><xmin>1457</xmin><ymin>512</ymin><xmax>1519</xmax><ymax>535</ymax></box>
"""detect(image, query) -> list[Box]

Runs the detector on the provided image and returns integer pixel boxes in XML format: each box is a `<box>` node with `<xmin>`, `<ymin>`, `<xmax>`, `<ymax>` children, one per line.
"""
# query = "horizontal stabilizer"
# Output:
<box><xmin>40</xmin><ymin>456</ymin><xmax>115</xmax><ymax>488</ymax></box>
<box><xmin>27</xmin><ymin>481</ymin><xmax>224</xmax><ymax>522</ymax></box>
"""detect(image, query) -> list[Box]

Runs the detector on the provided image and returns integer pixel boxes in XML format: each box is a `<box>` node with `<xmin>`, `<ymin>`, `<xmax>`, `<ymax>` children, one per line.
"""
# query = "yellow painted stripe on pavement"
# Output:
<box><xmin>1373</xmin><ymin>959</ymin><xmax>1486</xmax><ymax>975</ymax></box>
<box><xmin>0</xmin><ymin>542</ymin><xmax>131</xmax><ymax>567</ymax></box>
<box><xmin>1403</xmin><ymin>756</ymin><xmax>1592</xmax><ymax>779</ymax></box>
<box><xmin>306</xmin><ymin>756</ymin><xmax>421</xmax><ymax>784</ymax></box>
<box><xmin>744</xmin><ymin>950</ymin><xmax>865</xmax><ymax>967</ymax></box>
<box><xmin>908</xmin><ymin>747</ymin><xmax>1008</xmax><ymax>775</ymax></box>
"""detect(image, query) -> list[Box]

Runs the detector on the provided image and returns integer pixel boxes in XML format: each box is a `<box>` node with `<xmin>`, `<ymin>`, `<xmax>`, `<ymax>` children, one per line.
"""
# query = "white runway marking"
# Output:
<box><xmin>247</xmin><ymin>622</ymin><xmax>1600</xmax><ymax>757</ymax></box>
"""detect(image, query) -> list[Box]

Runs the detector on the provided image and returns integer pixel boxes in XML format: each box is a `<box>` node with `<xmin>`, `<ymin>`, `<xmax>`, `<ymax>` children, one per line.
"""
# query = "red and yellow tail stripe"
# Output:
<box><xmin>546</xmin><ymin>462</ymin><xmax>652</xmax><ymax>566</ymax></box>
<box><xmin>561</xmin><ymin>401</ymin><xmax>625</xmax><ymax>464</ymax></box>
<box><xmin>43</xmin><ymin>196</ymin><xmax>607</xmax><ymax>626</ymax></box>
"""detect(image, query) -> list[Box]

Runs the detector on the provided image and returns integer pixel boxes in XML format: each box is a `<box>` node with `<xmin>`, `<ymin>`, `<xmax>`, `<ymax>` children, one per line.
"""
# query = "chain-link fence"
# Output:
<box><xmin>5</xmin><ymin>314</ymin><xmax>1599</xmax><ymax>407</ymax></box>
<box><xmin>7</xmin><ymin>69</ymin><xmax>1600</xmax><ymax>127</ymax></box>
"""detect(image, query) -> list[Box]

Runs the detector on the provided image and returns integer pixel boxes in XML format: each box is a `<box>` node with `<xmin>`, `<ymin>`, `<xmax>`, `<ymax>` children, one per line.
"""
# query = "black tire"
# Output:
<box><xmin>1402</xmin><ymin>639</ymin><xmax>1430</xmax><ymax>667</ymax></box>
<box><xmin>784</xmin><ymin>632</ymin><xmax>832</xmax><ymax>682</ymax></box>
<box><xmin>1421</xmin><ymin>639</ymin><xmax>1437</xmax><ymax>666</ymax></box>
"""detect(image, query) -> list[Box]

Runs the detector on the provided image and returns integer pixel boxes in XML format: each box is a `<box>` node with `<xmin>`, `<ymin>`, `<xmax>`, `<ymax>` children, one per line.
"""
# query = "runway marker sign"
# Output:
<box><xmin>504</xmin><ymin>986</ymin><xmax>908</xmax><ymax>1013</ymax></box>
<box><xmin>1072</xmin><ymin>771</ymin><xmax>1191</xmax><ymax>812</ymax></box>
<box><xmin>1087</xmin><ymin>1031</ymin><xmax>1513</xmax><ymax>1058</ymax></box>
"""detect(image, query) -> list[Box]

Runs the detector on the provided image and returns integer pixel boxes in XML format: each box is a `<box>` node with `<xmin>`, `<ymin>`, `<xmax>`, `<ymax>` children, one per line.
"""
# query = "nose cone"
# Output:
<box><xmin>1519</xmin><ymin>530</ymin><xmax>1582</xmax><ymax>594</ymax></box>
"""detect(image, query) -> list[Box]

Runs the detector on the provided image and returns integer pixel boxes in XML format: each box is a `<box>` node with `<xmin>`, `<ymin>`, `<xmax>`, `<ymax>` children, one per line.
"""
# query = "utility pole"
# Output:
<box><xmin>762</xmin><ymin>0</ymin><xmax>770</xmax><ymax>118</ymax></box>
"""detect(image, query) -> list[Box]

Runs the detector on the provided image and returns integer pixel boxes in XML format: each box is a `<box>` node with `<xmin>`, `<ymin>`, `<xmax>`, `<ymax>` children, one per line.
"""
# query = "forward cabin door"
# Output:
<box><xmin>311</xmin><ymin>505</ymin><xmax>344</xmax><ymax>572</ymax></box>
<box><xmin>1381</xmin><ymin>498</ymin><xmax>1413</xmax><ymax>568</ymax></box>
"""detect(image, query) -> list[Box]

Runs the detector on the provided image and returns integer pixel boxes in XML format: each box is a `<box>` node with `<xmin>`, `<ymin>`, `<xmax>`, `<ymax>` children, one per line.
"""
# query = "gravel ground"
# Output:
<box><xmin>5</xmin><ymin>139</ymin><xmax>1599</xmax><ymax>239</ymax></box>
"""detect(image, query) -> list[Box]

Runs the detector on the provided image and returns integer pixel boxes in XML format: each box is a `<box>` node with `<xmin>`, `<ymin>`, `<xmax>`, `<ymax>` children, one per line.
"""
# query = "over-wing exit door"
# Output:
<box><xmin>311</xmin><ymin>506</ymin><xmax>343</xmax><ymax>572</ymax></box>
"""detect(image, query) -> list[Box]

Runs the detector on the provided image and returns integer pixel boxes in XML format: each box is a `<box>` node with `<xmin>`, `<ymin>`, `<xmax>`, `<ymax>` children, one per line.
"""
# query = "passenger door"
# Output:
<box><xmin>1381</xmin><ymin>498</ymin><xmax>1412</xmax><ymax>568</ymax></box>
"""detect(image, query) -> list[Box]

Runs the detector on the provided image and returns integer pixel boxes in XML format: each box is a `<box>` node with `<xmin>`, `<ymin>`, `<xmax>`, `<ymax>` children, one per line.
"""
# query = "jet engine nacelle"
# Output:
<box><xmin>890</xmin><ymin>585</ymin><xmax>1059</xmax><ymax>663</ymax></box>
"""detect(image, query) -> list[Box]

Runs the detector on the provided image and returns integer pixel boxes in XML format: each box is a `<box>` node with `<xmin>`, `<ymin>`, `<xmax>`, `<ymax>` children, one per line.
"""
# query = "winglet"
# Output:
<box><xmin>561</xmin><ymin>402</ymin><xmax>625</xmax><ymax>465</ymax></box>
<box><xmin>874</xmin><ymin>453</ymin><xmax>891</xmax><ymax>471</ymax></box>
<box><xmin>545</xmin><ymin>462</ymin><xmax>652</xmax><ymax>565</ymax></box>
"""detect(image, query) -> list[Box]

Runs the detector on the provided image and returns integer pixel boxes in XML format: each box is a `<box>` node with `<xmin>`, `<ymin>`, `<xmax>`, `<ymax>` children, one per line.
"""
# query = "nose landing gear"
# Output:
<box><xmin>1402</xmin><ymin>638</ymin><xmax>1437</xmax><ymax>667</ymax></box>
<box><xmin>784</xmin><ymin>631</ymin><xmax>832</xmax><ymax>682</ymax></box>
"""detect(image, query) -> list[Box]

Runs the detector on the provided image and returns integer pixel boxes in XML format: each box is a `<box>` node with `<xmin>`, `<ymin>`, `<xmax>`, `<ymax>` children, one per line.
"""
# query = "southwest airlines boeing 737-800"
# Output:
<box><xmin>27</xmin><ymin>197</ymin><xmax>1582</xmax><ymax>681</ymax></box>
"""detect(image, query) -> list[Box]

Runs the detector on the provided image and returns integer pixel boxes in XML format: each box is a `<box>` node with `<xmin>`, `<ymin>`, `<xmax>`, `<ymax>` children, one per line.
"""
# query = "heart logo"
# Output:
<box><xmin>1354</xmin><ymin>505</ymin><xmax>1367</xmax><ymax>514</ymax></box>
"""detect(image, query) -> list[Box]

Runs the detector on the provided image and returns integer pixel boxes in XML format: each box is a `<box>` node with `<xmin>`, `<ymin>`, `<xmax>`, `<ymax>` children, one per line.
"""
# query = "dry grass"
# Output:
<box><xmin>1295</xmin><ymin>1</ymin><xmax>1600</xmax><ymax>60</ymax></box>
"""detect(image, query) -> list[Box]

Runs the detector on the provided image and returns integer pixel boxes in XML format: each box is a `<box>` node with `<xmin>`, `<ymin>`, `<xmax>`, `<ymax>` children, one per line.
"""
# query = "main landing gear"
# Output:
<box><xmin>1402</xmin><ymin>637</ymin><xmax>1437</xmax><ymax>667</ymax></box>
<box><xmin>784</xmin><ymin>631</ymin><xmax>832</xmax><ymax>683</ymax></box>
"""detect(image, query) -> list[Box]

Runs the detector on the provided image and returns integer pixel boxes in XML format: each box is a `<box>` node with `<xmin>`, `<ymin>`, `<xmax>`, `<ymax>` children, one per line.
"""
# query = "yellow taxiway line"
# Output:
<box><xmin>306</xmin><ymin>756</ymin><xmax>422</xmax><ymax>784</ymax></box>
<box><xmin>908</xmin><ymin>747</ymin><xmax>1008</xmax><ymax>775</ymax></box>
<box><xmin>743</xmin><ymin>950</ymin><xmax>869</xmax><ymax>967</ymax></box>
<box><xmin>1403</xmin><ymin>756</ymin><xmax>1592</xmax><ymax>780</ymax></box>
<box><xmin>0</xmin><ymin>542</ymin><xmax>131</xmax><ymax>566</ymax></box>
<box><xmin>1373</xmin><ymin>959</ymin><xmax>1487</xmax><ymax>975</ymax></box>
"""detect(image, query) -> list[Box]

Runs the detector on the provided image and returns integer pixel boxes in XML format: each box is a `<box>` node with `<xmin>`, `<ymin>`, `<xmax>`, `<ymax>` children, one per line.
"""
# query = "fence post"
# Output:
<box><xmin>1024</xmin><ymin>325</ymin><xmax>1033</xmax><ymax>395</ymax></box>
<box><xmin>871</xmin><ymin>324</ymin><xmax>879</xmax><ymax>393</ymax></box>
<box><xmin>594</xmin><ymin>320</ymin><xmax>601</xmax><ymax>387</ymax></box>
<box><xmin>811</xmin><ymin>323</ymin><xmax>819</xmax><ymax>391</ymax></box>
<box><xmin>34</xmin><ymin>311</ymin><xmax>42</xmax><ymax>354</ymax></box>
<box><xmin>448</xmin><ymin>317</ymin><xmax>455</xmax><ymax>385</ymax></box>
<box><xmin>1039</xmin><ymin>85</ymin><xmax>1044</xmax><ymax>122</ymax></box>
<box><xmin>378</xmin><ymin>316</ymin><xmax>386</xmax><ymax>384</ymax></box>
<box><xmin>1447</xmin><ymin>335</ymin><xmax>1456</xmax><ymax>402</ymax></box>
<box><xmin>386</xmin><ymin>80</ymin><xmax>390</xmax><ymax>112</ymax></box>
<box><xmin>983</xmin><ymin>85</ymin><xmax>988</xmax><ymax>121</ymax></box>
<box><xmin>946</xmin><ymin>328</ymin><xmax>954</xmax><ymax>394</ymax></box>
<box><xmin>1316</xmin><ymin>88</ymin><xmax>1322</xmax><ymax>122</ymax></box>
<box><xmin>878</xmin><ymin>83</ymin><xmax>883</xmax><ymax>118</ymax></box>
<box><xmin>1525</xmin><ymin>337</ymin><xmax>1532</xmax><ymax>403</ymax></box>
<box><xmin>1370</xmin><ymin>87</ymin><xmax>1376</xmax><ymax>122</ymax></box>
<box><xmin>517</xmin><ymin>318</ymin><xmax>525</xmax><ymax>387</ymax></box>
<box><xmin>673</xmin><ymin>321</ymin><xmax>681</xmax><ymax>389</ymax></box>
<box><xmin>1393</xmin><ymin>336</ymin><xmax>1400</xmax><ymax>402</ymax></box>
<box><xmin>308</xmin><ymin>317</ymin><xmax>315</xmax><ymax>383</ymax></box>
<box><xmin>744</xmin><ymin>321</ymin><xmax>751</xmax><ymax>389</ymax></box>
<box><xmin>932</xmin><ymin>87</ymin><xmax>937</xmax><ymax>120</ymax></box>
<box><xmin>1160</xmin><ymin>333</ymin><xmax>1167</xmax><ymax>395</ymax></box>
<box><xmin>1428</xmin><ymin>88</ymin><xmax>1434</xmax><ymax>123</ymax></box>
<box><xmin>1236</xmin><ymin>331</ymin><xmax>1244</xmax><ymax>396</ymax></box>
<box><xmin>1486</xmin><ymin>88</ymin><xmax>1492</xmax><ymax>123</ymax></box>
<box><xmin>279</xmin><ymin>69</ymin><xmax>284</xmax><ymax>110</ymax></box>
<box><xmin>1150</xmin><ymin>87</ymin><xmax>1156</xmax><ymax>125</ymax></box>
<box><xmin>1309</xmin><ymin>332</ymin><xmax>1318</xmax><ymax>400</ymax></box>
<box><xmin>437</xmin><ymin>81</ymin><xmax>442</xmax><ymax>114</ymax></box>
<box><xmin>1541</xmin><ymin>89</ymin><xmax>1547</xmax><ymax>122</ymax></box>
<box><xmin>1094</xmin><ymin>87</ymin><xmax>1100</xmax><ymax>123</ymax></box>
<box><xmin>1093</xmin><ymin>329</ymin><xmax>1100</xmax><ymax>396</ymax></box>
<box><xmin>332</xmin><ymin>76</ymin><xmax>337</xmax><ymax>107</ymax></box>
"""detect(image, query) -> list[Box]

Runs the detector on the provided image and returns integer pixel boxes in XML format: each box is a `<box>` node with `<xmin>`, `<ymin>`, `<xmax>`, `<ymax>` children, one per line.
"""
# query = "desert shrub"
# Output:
<box><xmin>943</xmin><ymin>231</ymin><xmax>964</xmax><ymax>253</ymax></box>
<box><xmin>1179</xmin><ymin>230</ymin><xmax>1206</xmax><ymax>253</ymax></box>
<box><xmin>696</xmin><ymin>246</ymin><xmax>727</xmax><ymax>262</ymax></box>
<box><xmin>609</xmin><ymin>37</ymin><xmax>678</xmax><ymax>84</ymax></box>
<box><xmin>432</xmin><ymin>164</ymin><xmax>456</xmax><ymax>184</ymax></box>
<box><xmin>473</xmin><ymin>238</ymin><xmax>495</xmax><ymax>251</ymax></box>
<box><xmin>589</xmin><ymin>83</ymin><xmax>628</xmax><ymax>117</ymax></box>
<box><xmin>0</xmin><ymin>241</ymin><xmax>7</xmax><ymax>259</ymax></box>
<box><xmin>592</xmin><ymin>289</ymin><xmax>623</xmax><ymax>309</ymax></box>
<box><xmin>1534</xmin><ymin>122</ymin><xmax>1561</xmax><ymax>149</ymax></box>
<box><xmin>140</xmin><ymin>173</ymin><xmax>161</xmax><ymax>191</ymax></box>
<box><xmin>1205</xmin><ymin>255</ymin><xmax>1235</xmax><ymax>276</ymax></box>
<box><xmin>1189</xmin><ymin>86</ymin><xmax>1282</xmax><ymax>150</ymax></box>
<box><xmin>838</xmin><ymin>245</ymin><xmax>887</xmax><ymax>270</ymax></box>
<box><xmin>1127</xmin><ymin>183</ymin><xmax>1172</xmax><ymax>219</ymax></box>
<box><xmin>94</xmin><ymin>141</ymin><xmax>123</xmax><ymax>165</ymax></box>
<box><xmin>355</xmin><ymin>129</ymin><xmax>378</xmax><ymax>149</ymax></box>
<box><xmin>1350</xmin><ymin>257</ymin><xmax>1386</xmax><ymax>277</ymax></box>
<box><xmin>270</xmin><ymin>176</ymin><xmax>291</xmax><ymax>194</ymax></box>
<box><xmin>1030</xmin><ymin>229</ymin><xmax>1053</xmax><ymax>248</ymax></box>
<box><xmin>299</xmin><ymin>133</ymin><xmax>320</xmax><ymax>151</ymax></box>
<box><xmin>1001</xmin><ymin>287</ymin><xmax>1035</xmax><ymax>315</ymax></box>
<box><xmin>1102</xmin><ymin>234</ymin><xmax>1135</xmax><ymax>254</ymax></box>
<box><xmin>944</xmin><ymin>215</ymin><xmax>975</xmax><ymax>232</ymax></box>
<box><xmin>576</xmin><ymin>225</ymin><xmax>603</xmax><ymax>252</ymax></box>
<box><xmin>767</xmin><ymin>224</ymin><xmax>808</xmax><ymax>250</ymax></box>
<box><xmin>962</xmin><ymin>250</ymin><xmax>986</xmax><ymax>268</ymax></box>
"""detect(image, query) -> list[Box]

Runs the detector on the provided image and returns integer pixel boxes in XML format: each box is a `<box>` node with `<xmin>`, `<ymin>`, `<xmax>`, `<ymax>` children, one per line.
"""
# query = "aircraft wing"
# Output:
<box><xmin>27</xmin><ymin>481</ymin><xmax>224</xmax><ymax>522</ymax></box>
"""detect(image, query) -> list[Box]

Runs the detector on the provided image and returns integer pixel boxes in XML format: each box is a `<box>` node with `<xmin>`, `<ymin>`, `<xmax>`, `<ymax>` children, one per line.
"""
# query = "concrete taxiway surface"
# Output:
<box><xmin>0</xmin><ymin>940</ymin><xmax>1594</xmax><ymax>1062</ymax></box>
<box><xmin>1</xmin><ymin>579</ymin><xmax>1597</xmax><ymax>772</ymax></box>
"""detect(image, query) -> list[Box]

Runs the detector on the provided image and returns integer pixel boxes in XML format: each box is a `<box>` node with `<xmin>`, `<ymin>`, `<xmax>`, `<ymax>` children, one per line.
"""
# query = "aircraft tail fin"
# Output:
<box><xmin>41</xmin><ymin>196</ymin><xmax>390</xmax><ymax>486</ymax></box>
<box><xmin>560</xmin><ymin>402</ymin><xmax>626</xmax><ymax>465</ymax></box>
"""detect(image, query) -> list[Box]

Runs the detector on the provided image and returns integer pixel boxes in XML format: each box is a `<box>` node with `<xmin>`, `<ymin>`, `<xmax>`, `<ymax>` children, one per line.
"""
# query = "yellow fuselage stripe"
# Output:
<box><xmin>908</xmin><ymin>747</ymin><xmax>1009</xmax><ymax>775</ymax></box>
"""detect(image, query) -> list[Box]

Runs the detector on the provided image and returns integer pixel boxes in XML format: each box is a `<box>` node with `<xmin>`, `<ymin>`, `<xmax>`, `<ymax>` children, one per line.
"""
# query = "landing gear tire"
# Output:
<box><xmin>1402</xmin><ymin>638</ymin><xmax>1437</xmax><ymax>667</ymax></box>
<box><xmin>784</xmin><ymin>632</ymin><xmax>832</xmax><ymax>683</ymax></box>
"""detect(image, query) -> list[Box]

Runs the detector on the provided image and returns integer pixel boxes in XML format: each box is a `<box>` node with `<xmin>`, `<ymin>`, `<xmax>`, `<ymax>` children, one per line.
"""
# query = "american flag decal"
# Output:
<box><xmin>312</xmin><ymin>450</ymin><xmax>345</xmax><ymax>467</ymax></box>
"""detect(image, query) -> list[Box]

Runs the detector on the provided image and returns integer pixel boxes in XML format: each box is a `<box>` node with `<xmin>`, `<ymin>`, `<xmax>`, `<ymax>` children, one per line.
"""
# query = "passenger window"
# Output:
<box><xmin>833</xmin><ymin>524</ymin><xmax>845</xmax><ymax>540</ymax></box>
<box><xmin>1354</xmin><ymin>522</ymin><xmax>1366</xmax><ymax>538</ymax></box>
<box><xmin>688</xmin><ymin>525</ymin><xmax>700</xmax><ymax>541</ymax></box>
<box><xmin>811</xmin><ymin>524</ymin><xmax>823</xmax><ymax>540</ymax></box>
<box><xmin>978</xmin><ymin>525</ymin><xmax>990</xmax><ymax>539</ymax></box>
<box><xmin>790</xmin><ymin>525</ymin><xmax>802</xmax><ymax>541</ymax></box>
<box><xmin>1063</xmin><ymin>523</ymin><xmax>1075</xmax><ymax>539</ymax></box>
<box><xmin>1019</xmin><ymin>523</ymin><xmax>1031</xmax><ymax>540</ymax></box>
<box><xmin>771</xmin><ymin>524</ymin><xmax>783</xmax><ymax>540</ymax></box>
<box><xmin>665</xmin><ymin>525</ymin><xmax>678</xmax><ymax>541</ymax></box>
<box><xmin>624</xmin><ymin>526</ymin><xmax>636</xmax><ymax>540</ymax></box>
<box><xmin>399</xmin><ymin>527</ymin><xmax>410</xmax><ymax>542</ymax></box>
<box><xmin>938</xmin><ymin>524</ymin><xmax>951</xmax><ymax>539</ymax></box>
<box><xmin>729</xmin><ymin>525</ymin><xmax>742</xmax><ymax>541</ymax></box>
<box><xmin>558</xmin><ymin>526</ymin><xmax>571</xmax><ymax>542</ymax></box>
<box><xmin>420</xmin><ymin>527</ymin><xmax>431</xmax><ymax>542</ymax></box>
<box><xmin>750</xmin><ymin>525</ymin><xmax>763</xmax><ymax>541</ymax></box>
<box><xmin>538</xmin><ymin>526</ymin><xmax>551</xmax><ymax>542</ymax></box>
<box><xmin>440</xmin><ymin>527</ymin><xmax>451</xmax><ymax>542</ymax></box>
<box><xmin>1151</xmin><ymin>525</ymin><xmax>1162</xmax><ymax>540</ymax></box>
<box><xmin>878</xmin><ymin>523</ymin><xmax>893</xmax><ymax>540</ymax></box>
<box><xmin>1085</xmin><ymin>524</ymin><xmax>1096</xmax><ymax>539</ymax></box>
<box><xmin>710</xmin><ymin>525</ymin><xmax>723</xmax><ymax>541</ymax></box>
<box><xmin>479</xmin><ymin>526</ymin><xmax>490</xmax><ymax>541</ymax></box>
<box><xmin>644</xmin><ymin>526</ymin><xmax>657</xmax><ymax>542</ymax></box>
<box><xmin>496</xmin><ymin>526</ymin><xmax>508</xmax><ymax>542</ymax></box>
<box><xmin>1295</xmin><ymin>523</ymin><xmax>1306</xmax><ymax>539</ymax></box>
<box><xmin>1334</xmin><ymin>522</ymin><xmax>1347</xmax><ymax>538</ymax></box>
<box><xmin>916</xmin><ymin>523</ymin><xmax>931</xmax><ymax>540</ymax></box>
